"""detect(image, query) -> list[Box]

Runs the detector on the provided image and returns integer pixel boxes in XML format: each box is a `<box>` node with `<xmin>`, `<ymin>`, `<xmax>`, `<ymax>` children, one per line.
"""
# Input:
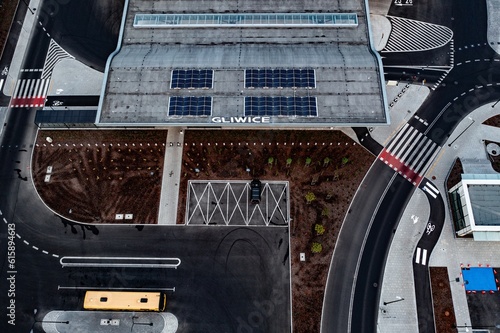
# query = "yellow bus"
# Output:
<box><xmin>83</xmin><ymin>291</ymin><xmax>166</xmax><ymax>311</ymax></box>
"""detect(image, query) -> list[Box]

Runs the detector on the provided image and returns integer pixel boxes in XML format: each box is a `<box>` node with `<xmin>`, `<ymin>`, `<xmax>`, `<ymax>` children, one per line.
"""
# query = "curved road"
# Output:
<box><xmin>322</xmin><ymin>0</ymin><xmax>500</xmax><ymax>332</ymax></box>
<box><xmin>414</xmin><ymin>179</ymin><xmax>446</xmax><ymax>333</ymax></box>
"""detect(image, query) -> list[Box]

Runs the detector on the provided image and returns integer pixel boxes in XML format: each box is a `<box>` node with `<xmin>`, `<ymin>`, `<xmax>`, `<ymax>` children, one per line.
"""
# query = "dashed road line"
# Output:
<box><xmin>2</xmin><ymin>214</ymin><xmax>61</xmax><ymax>258</ymax></box>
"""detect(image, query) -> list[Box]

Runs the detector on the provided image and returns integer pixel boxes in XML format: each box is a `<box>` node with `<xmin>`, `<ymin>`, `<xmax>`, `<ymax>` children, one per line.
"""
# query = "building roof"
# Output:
<box><xmin>97</xmin><ymin>0</ymin><xmax>388</xmax><ymax>127</ymax></box>
<box><xmin>468</xmin><ymin>184</ymin><xmax>500</xmax><ymax>226</ymax></box>
<box><xmin>459</xmin><ymin>175</ymin><xmax>500</xmax><ymax>235</ymax></box>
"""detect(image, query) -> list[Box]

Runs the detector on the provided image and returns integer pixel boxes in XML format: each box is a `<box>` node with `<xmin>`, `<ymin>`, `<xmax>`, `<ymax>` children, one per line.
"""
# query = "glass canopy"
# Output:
<box><xmin>133</xmin><ymin>13</ymin><xmax>358</xmax><ymax>28</ymax></box>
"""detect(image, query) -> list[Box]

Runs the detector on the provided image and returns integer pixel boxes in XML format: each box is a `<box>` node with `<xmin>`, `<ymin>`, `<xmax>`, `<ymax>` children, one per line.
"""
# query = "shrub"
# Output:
<box><xmin>311</xmin><ymin>242</ymin><xmax>323</xmax><ymax>253</ymax></box>
<box><xmin>315</xmin><ymin>224</ymin><xmax>325</xmax><ymax>235</ymax></box>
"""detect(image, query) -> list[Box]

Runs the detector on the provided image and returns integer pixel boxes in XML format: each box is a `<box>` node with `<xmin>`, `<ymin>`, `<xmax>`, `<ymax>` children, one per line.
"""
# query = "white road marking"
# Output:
<box><xmin>422</xmin><ymin>249</ymin><xmax>428</xmax><ymax>265</ymax></box>
<box><xmin>423</xmin><ymin>186</ymin><xmax>437</xmax><ymax>198</ymax></box>
<box><xmin>416</xmin><ymin>247</ymin><xmax>421</xmax><ymax>264</ymax></box>
<box><xmin>425</xmin><ymin>182</ymin><xmax>439</xmax><ymax>195</ymax></box>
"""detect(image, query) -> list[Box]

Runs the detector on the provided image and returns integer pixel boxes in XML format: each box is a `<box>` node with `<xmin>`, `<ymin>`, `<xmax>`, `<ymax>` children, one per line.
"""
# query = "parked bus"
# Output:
<box><xmin>83</xmin><ymin>291</ymin><xmax>166</xmax><ymax>311</ymax></box>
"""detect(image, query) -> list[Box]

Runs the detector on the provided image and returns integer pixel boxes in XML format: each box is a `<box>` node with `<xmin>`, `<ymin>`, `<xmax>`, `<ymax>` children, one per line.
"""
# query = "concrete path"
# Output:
<box><xmin>48</xmin><ymin>58</ymin><xmax>103</xmax><ymax>96</ymax></box>
<box><xmin>41</xmin><ymin>310</ymin><xmax>178</xmax><ymax>333</ymax></box>
<box><xmin>2</xmin><ymin>0</ymin><xmax>41</xmax><ymax>96</ymax></box>
<box><xmin>158</xmin><ymin>128</ymin><xmax>184</xmax><ymax>225</ymax></box>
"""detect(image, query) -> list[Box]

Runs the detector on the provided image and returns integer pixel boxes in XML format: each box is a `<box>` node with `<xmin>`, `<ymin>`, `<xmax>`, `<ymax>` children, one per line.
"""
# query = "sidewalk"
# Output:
<box><xmin>41</xmin><ymin>310</ymin><xmax>178</xmax><ymax>333</ymax></box>
<box><xmin>157</xmin><ymin>128</ymin><xmax>184</xmax><ymax>225</ymax></box>
<box><xmin>1</xmin><ymin>0</ymin><xmax>40</xmax><ymax>96</ymax></box>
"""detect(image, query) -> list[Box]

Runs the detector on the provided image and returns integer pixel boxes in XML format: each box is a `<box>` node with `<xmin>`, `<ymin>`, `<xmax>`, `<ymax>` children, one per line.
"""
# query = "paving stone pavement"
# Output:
<box><xmin>157</xmin><ymin>127</ymin><xmax>184</xmax><ymax>225</ymax></box>
<box><xmin>376</xmin><ymin>102</ymin><xmax>500</xmax><ymax>332</ymax></box>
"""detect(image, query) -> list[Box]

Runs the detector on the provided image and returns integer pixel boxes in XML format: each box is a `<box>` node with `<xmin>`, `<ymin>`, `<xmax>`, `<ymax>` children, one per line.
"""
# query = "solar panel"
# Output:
<box><xmin>245</xmin><ymin>69</ymin><xmax>315</xmax><ymax>89</ymax></box>
<box><xmin>168</xmin><ymin>97</ymin><xmax>212</xmax><ymax>116</ymax></box>
<box><xmin>171</xmin><ymin>69</ymin><xmax>213</xmax><ymax>89</ymax></box>
<box><xmin>244</xmin><ymin>97</ymin><xmax>317</xmax><ymax>117</ymax></box>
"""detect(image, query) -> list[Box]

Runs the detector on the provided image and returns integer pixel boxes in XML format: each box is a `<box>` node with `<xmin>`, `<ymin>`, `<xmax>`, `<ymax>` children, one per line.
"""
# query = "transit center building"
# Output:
<box><xmin>97</xmin><ymin>0</ymin><xmax>389</xmax><ymax>128</ymax></box>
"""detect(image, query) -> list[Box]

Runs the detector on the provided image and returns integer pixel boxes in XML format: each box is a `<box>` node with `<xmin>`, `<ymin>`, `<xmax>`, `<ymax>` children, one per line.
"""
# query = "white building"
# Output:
<box><xmin>449</xmin><ymin>174</ymin><xmax>500</xmax><ymax>240</ymax></box>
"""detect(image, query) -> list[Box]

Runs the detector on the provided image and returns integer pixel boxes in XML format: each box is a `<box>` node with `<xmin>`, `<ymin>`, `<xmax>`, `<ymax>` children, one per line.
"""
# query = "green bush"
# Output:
<box><xmin>315</xmin><ymin>224</ymin><xmax>325</xmax><ymax>235</ymax></box>
<box><xmin>311</xmin><ymin>242</ymin><xmax>323</xmax><ymax>253</ymax></box>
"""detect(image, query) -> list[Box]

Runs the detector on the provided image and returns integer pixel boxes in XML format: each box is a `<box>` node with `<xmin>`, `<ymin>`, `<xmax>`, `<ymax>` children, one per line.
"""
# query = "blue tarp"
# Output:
<box><xmin>462</xmin><ymin>267</ymin><xmax>496</xmax><ymax>291</ymax></box>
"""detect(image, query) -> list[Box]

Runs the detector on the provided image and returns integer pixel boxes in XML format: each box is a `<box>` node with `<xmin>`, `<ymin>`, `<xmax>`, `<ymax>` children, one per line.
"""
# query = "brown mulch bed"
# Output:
<box><xmin>483</xmin><ymin>114</ymin><xmax>500</xmax><ymax>128</ymax></box>
<box><xmin>446</xmin><ymin>158</ymin><xmax>463</xmax><ymax>190</ymax></box>
<box><xmin>0</xmin><ymin>0</ymin><xmax>18</xmax><ymax>58</ymax></box>
<box><xmin>178</xmin><ymin>129</ymin><xmax>374</xmax><ymax>333</ymax></box>
<box><xmin>430</xmin><ymin>267</ymin><xmax>457</xmax><ymax>333</ymax></box>
<box><xmin>484</xmin><ymin>140</ymin><xmax>500</xmax><ymax>173</ymax></box>
<box><xmin>33</xmin><ymin>130</ymin><xmax>168</xmax><ymax>224</ymax></box>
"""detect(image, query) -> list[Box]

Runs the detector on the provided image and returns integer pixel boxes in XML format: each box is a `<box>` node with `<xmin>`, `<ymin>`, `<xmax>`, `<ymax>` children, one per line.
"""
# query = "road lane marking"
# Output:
<box><xmin>416</xmin><ymin>247</ymin><xmax>421</xmax><ymax>264</ymax></box>
<box><xmin>425</xmin><ymin>182</ymin><xmax>439</xmax><ymax>195</ymax></box>
<box><xmin>422</xmin><ymin>249</ymin><xmax>428</xmax><ymax>265</ymax></box>
<box><xmin>423</xmin><ymin>186</ymin><xmax>437</xmax><ymax>198</ymax></box>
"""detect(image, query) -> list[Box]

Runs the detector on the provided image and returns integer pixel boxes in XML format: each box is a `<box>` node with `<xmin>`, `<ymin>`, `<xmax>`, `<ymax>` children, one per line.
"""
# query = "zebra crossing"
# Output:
<box><xmin>42</xmin><ymin>39</ymin><xmax>74</xmax><ymax>79</ymax></box>
<box><xmin>383</xmin><ymin>16</ymin><xmax>453</xmax><ymax>53</ymax></box>
<box><xmin>379</xmin><ymin>123</ymin><xmax>441</xmax><ymax>186</ymax></box>
<box><xmin>10</xmin><ymin>78</ymin><xmax>50</xmax><ymax>108</ymax></box>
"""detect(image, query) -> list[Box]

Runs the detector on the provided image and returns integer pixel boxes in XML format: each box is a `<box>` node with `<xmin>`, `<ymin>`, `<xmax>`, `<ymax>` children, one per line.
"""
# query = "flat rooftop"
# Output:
<box><xmin>468</xmin><ymin>184</ymin><xmax>500</xmax><ymax>226</ymax></box>
<box><xmin>98</xmin><ymin>0</ymin><xmax>388</xmax><ymax>127</ymax></box>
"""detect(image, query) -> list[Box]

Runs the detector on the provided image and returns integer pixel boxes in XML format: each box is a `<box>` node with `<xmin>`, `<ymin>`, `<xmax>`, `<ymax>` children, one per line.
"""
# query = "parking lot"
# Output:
<box><xmin>186</xmin><ymin>180</ymin><xmax>289</xmax><ymax>226</ymax></box>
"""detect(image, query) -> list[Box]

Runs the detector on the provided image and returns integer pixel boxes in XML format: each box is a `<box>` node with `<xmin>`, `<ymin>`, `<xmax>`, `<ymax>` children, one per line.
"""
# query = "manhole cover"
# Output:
<box><xmin>487</xmin><ymin>143</ymin><xmax>500</xmax><ymax>156</ymax></box>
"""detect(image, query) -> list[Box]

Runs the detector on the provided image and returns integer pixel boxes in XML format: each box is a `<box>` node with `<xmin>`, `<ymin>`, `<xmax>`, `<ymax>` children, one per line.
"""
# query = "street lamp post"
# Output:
<box><xmin>30</xmin><ymin>309</ymin><xmax>69</xmax><ymax>333</ymax></box>
<box><xmin>383</xmin><ymin>296</ymin><xmax>404</xmax><ymax>306</ymax></box>
<box><xmin>21</xmin><ymin>0</ymin><xmax>35</xmax><ymax>15</ymax></box>
<box><xmin>453</xmin><ymin>323</ymin><xmax>469</xmax><ymax>332</ymax></box>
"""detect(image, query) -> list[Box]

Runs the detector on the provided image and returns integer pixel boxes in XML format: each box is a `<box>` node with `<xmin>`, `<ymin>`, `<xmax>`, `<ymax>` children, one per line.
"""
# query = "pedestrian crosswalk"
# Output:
<box><xmin>379</xmin><ymin>123</ymin><xmax>441</xmax><ymax>186</ymax></box>
<box><xmin>10</xmin><ymin>78</ymin><xmax>50</xmax><ymax>108</ymax></box>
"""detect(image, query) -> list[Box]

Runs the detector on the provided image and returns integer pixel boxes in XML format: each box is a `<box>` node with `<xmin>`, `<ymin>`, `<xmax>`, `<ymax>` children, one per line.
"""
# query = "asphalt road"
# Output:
<box><xmin>45</xmin><ymin>95</ymin><xmax>100</xmax><ymax>107</ymax></box>
<box><xmin>413</xmin><ymin>179</ymin><xmax>446</xmax><ymax>333</ymax></box>
<box><xmin>321</xmin><ymin>161</ymin><xmax>409</xmax><ymax>332</ymax></box>
<box><xmin>323</xmin><ymin>1</ymin><xmax>500</xmax><ymax>332</ymax></box>
<box><xmin>0</xmin><ymin>2</ymin><xmax>291</xmax><ymax>333</ymax></box>
<box><xmin>39</xmin><ymin>0</ymin><xmax>124</xmax><ymax>72</ymax></box>
<box><xmin>0</xmin><ymin>108</ymin><xmax>291</xmax><ymax>333</ymax></box>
